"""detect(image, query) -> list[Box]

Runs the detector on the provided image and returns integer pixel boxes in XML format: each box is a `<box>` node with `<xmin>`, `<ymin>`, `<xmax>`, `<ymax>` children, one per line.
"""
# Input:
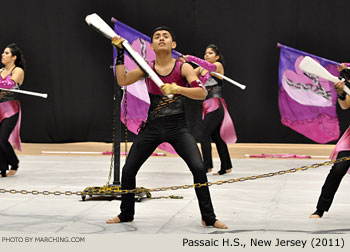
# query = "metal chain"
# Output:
<box><xmin>149</xmin><ymin>195</ymin><xmax>184</xmax><ymax>200</ymax></box>
<box><xmin>106</xmin><ymin>86</ymin><xmax>117</xmax><ymax>186</ymax></box>
<box><xmin>107</xmin><ymin>86</ymin><xmax>128</xmax><ymax>186</ymax></box>
<box><xmin>124</xmin><ymin>87</ymin><xmax>128</xmax><ymax>158</ymax></box>
<box><xmin>1</xmin><ymin>156</ymin><xmax>349</xmax><ymax>196</ymax></box>
<box><xmin>0</xmin><ymin>189</ymin><xmax>83</xmax><ymax>196</ymax></box>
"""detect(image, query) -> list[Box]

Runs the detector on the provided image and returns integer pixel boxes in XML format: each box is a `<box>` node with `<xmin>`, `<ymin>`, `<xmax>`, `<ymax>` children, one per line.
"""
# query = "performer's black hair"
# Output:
<box><xmin>151</xmin><ymin>26</ymin><xmax>176</xmax><ymax>42</ymax></box>
<box><xmin>5</xmin><ymin>43</ymin><xmax>26</xmax><ymax>71</ymax></box>
<box><xmin>206</xmin><ymin>44</ymin><xmax>225</xmax><ymax>66</ymax></box>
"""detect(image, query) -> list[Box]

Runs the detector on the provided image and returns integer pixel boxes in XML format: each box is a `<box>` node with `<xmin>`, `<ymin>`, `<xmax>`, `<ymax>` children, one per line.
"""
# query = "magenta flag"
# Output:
<box><xmin>113</xmin><ymin>19</ymin><xmax>180</xmax><ymax>154</ymax></box>
<box><xmin>278</xmin><ymin>44</ymin><xmax>340</xmax><ymax>143</ymax></box>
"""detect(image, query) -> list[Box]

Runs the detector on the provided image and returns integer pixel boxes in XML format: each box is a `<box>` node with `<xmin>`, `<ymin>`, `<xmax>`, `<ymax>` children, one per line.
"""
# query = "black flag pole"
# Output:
<box><xmin>81</xmin><ymin>13</ymin><xmax>150</xmax><ymax>201</ymax></box>
<box><xmin>112</xmin><ymin>77</ymin><xmax>121</xmax><ymax>186</ymax></box>
<box><xmin>81</xmin><ymin>64</ymin><xmax>148</xmax><ymax>202</ymax></box>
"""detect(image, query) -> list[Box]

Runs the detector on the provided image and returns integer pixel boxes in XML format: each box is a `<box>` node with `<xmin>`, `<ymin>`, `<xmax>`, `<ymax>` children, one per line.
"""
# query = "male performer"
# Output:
<box><xmin>106</xmin><ymin>26</ymin><xmax>227</xmax><ymax>229</ymax></box>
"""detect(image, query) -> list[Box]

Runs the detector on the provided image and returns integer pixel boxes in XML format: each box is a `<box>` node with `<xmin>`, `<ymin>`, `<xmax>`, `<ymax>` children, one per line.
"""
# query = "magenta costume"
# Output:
<box><xmin>0</xmin><ymin>70</ymin><xmax>21</xmax><ymax>151</ymax></box>
<box><xmin>144</xmin><ymin>59</ymin><xmax>204</xmax><ymax>153</ymax></box>
<box><xmin>187</xmin><ymin>56</ymin><xmax>236</xmax><ymax>144</ymax></box>
<box><xmin>330</xmin><ymin>128</ymin><xmax>350</xmax><ymax>162</ymax></box>
<box><xmin>145</xmin><ymin>59</ymin><xmax>203</xmax><ymax>118</ymax></box>
<box><xmin>187</xmin><ymin>56</ymin><xmax>236</xmax><ymax>174</ymax></box>
<box><xmin>146</xmin><ymin>60</ymin><xmax>200</xmax><ymax>94</ymax></box>
<box><xmin>0</xmin><ymin>67</ymin><xmax>21</xmax><ymax>177</ymax></box>
<box><xmin>117</xmin><ymin>58</ymin><xmax>218</xmax><ymax>226</ymax></box>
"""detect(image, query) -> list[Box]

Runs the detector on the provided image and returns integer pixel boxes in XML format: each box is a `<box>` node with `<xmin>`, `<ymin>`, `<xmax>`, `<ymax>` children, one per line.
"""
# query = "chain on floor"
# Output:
<box><xmin>1</xmin><ymin>156</ymin><xmax>349</xmax><ymax>197</ymax></box>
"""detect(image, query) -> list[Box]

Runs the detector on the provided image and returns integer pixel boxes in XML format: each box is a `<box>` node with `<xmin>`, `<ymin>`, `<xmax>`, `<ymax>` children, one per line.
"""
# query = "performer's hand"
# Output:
<box><xmin>337</xmin><ymin>63</ymin><xmax>347</xmax><ymax>72</ymax></box>
<box><xmin>112</xmin><ymin>36</ymin><xmax>125</xmax><ymax>48</ymax></box>
<box><xmin>178</xmin><ymin>56</ymin><xmax>186</xmax><ymax>63</ymax></box>
<box><xmin>161</xmin><ymin>83</ymin><xmax>181</xmax><ymax>95</ymax></box>
<box><xmin>179</xmin><ymin>55</ymin><xmax>190</xmax><ymax>63</ymax></box>
<box><xmin>334</xmin><ymin>81</ymin><xmax>346</xmax><ymax>94</ymax></box>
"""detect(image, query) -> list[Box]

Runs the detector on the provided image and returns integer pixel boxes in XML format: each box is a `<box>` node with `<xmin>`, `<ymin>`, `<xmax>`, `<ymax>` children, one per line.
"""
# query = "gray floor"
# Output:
<box><xmin>1</xmin><ymin>155</ymin><xmax>350</xmax><ymax>235</ymax></box>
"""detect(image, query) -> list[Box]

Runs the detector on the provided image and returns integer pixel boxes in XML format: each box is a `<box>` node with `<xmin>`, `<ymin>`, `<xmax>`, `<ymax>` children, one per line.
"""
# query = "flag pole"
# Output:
<box><xmin>111</xmin><ymin>18</ymin><xmax>245</xmax><ymax>90</ymax></box>
<box><xmin>277</xmin><ymin>43</ymin><xmax>340</xmax><ymax>66</ymax></box>
<box><xmin>82</xmin><ymin>14</ymin><xmax>150</xmax><ymax>201</ymax></box>
<box><xmin>0</xmin><ymin>88</ymin><xmax>48</xmax><ymax>98</ymax></box>
<box><xmin>112</xmin><ymin>72</ymin><xmax>121</xmax><ymax>186</ymax></box>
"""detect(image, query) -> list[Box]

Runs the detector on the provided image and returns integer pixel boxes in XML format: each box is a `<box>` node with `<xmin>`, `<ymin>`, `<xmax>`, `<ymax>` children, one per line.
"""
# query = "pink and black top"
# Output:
<box><xmin>145</xmin><ymin>59</ymin><xmax>202</xmax><ymax>119</ymax></box>
<box><xmin>0</xmin><ymin>68</ymin><xmax>22</xmax><ymax>151</ymax></box>
<box><xmin>186</xmin><ymin>55</ymin><xmax>237</xmax><ymax>144</ymax></box>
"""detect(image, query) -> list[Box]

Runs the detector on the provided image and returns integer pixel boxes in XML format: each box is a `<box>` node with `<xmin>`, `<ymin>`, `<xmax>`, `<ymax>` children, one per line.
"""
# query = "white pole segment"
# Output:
<box><xmin>299</xmin><ymin>56</ymin><xmax>350</xmax><ymax>95</ymax></box>
<box><xmin>85</xmin><ymin>13</ymin><xmax>173</xmax><ymax>98</ymax></box>
<box><xmin>0</xmin><ymin>88</ymin><xmax>47</xmax><ymax>98</ymax></box>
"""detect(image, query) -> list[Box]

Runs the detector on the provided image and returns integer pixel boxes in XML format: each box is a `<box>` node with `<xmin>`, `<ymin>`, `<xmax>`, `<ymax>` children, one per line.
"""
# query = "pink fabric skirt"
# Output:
<box><xmin>202</xmin><ymin>97</ymin><xmax>237</xmax><ymax>144</ymax></box>
<box><xmin>330</xmin><ymin>128</ymin><xmax>350</xmax><ymax>160</ymax></box>
<box><xmin>0</xmin><ymin>100</ymin><xmax>22</xmax><ymax>151</ymax></box>
<box><xmin>330</xmin><ymin>128</ymin><xmax>350</xmax><ymax>173</ymax></box>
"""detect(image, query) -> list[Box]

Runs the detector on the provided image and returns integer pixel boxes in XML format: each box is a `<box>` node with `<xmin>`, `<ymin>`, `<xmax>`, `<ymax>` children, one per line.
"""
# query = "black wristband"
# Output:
<box><xmin>116</xmin><ymin>47</ymin><xmax>125</xmax><ymax>65</ymax></box>
<box><xmin>338</xmin><ymin>92</ymin><xmax>347</xmax><ymax>100</ymax></box>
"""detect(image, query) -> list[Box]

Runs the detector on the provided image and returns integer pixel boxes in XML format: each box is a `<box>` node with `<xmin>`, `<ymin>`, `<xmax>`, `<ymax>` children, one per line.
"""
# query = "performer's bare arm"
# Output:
<box><xmin>194</xmin><ymin>66</ymin><xmax>200</xmax><ymax>76</ymax></box>
<box><xmin>112</xmin><ymin>36</ymin><xmax>145</xmax><ymax>86</ymax></box>
<box><xmin>115</xmin><ymin>65</ymin><xmax>145</xmax><ymax>86</ymax></box>
<box><xmin>211</xmin><ymin>62</ymin><xmax>224</xmax><ymax>78</ymax></box>
<box><xmin>335</xmin><ymin>81</ymin><xmax>350</xmax><ymax>109</ymax></box>
<box><xmin>11</xmin><ymin>67</ymin><xmax>24</xmax><ymax>85</ymax></box>
<box><xmin>179</xmin><ymin>63</ymin><xmax>206</xmax><ymax>100</ymax></box>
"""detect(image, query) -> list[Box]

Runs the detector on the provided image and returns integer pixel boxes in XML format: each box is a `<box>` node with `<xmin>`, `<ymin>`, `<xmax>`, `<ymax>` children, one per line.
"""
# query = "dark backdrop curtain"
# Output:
<box><xmin>1</xmin><ymin>0</ymin><xmax>350</xmax><ymax>144</ymax></box>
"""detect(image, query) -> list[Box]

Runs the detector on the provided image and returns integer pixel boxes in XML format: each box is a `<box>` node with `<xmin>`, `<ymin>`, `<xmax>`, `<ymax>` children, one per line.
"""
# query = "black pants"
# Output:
<box><xmin>316</xmin><ymin>151</ymin><xmax>350</xmax><ymax>211</ymax></box>
<box><xmin>118</xmin><ymin>113</ymin><xmax>217</xmax><ymax>225</ymax></box>
<box><xmin>0</xmin><ymin>113</ymin><xmax>19</xmax><ymax>177</ymax></box>
<box><xmin>200</xmin><ymin>103</ymin><xmax>232</xmax><ymax>171</ymax></box>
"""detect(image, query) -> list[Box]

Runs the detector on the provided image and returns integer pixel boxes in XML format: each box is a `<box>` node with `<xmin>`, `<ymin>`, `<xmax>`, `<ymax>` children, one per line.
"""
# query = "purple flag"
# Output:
<box><xmin>278</xmin><ymin>44</ymin><xmax>340</xmax><ymax>143</ymax></box>
<box><xmin>113</xmin><ymin>19</ymin><xmax>180</xmax><ymax>154</ymax></box>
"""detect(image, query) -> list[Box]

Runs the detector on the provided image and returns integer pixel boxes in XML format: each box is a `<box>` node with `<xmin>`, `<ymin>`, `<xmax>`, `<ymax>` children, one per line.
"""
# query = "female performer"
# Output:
<box><xmin>0</xmin><ymin>43</ymin><xmax>25</xmax><ymax>178</ymax></box>
<box><xmin>184</xmin><ymin>44</ymin><xmax>236</xmax><ymax>175</ymax></box>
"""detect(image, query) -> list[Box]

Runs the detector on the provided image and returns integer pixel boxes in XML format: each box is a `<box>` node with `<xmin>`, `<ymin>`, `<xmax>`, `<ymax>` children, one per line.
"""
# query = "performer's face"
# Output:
<box><xmin>204</xmin><ymin>48</ymin><xmax>219</xmax><ymax>63</ymax></box>
<box><xmin>1</xmin><ymin>48</ymin><xmax>15</xmax><ymax>65</ymax></box>
<box><xmin>151</xmin><ymin>30</ymin><xmax>176</xmax><ymax>52</ymax></box>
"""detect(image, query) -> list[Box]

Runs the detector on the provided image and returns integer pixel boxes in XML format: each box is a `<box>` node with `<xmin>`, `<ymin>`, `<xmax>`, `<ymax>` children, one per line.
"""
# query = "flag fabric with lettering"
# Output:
<box><xmin>113</xmin><ymin>19</ymin><xmax>180</xmax><ymax>154</ymax></box>
<box><xmin>278</xmin><ymin>44</ymin><xmax>340</xmax><ymax>143</ymax></box>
